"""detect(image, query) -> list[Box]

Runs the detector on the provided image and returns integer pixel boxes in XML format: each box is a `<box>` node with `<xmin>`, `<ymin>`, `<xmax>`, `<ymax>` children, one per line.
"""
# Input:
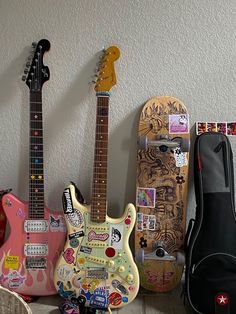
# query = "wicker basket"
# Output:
<box><xmin>0</xmin><ymin>285</ymin><xmax>32</xmax><ymax>314</ymax></box>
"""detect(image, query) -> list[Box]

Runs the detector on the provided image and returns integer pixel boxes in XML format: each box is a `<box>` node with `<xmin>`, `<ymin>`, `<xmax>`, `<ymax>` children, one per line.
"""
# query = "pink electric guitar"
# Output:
<box><xmin>0</xmin><ymin>39</ymin><xmax>66</xmax><ymax>296</ymax></box>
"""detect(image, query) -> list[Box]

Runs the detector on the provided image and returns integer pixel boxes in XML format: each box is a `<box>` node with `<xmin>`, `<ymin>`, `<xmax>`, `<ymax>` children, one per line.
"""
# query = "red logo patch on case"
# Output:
<box><xmin>215</xmin><ymin>293</ymin><xmax>229</xmax><ymax>306</ymax></box>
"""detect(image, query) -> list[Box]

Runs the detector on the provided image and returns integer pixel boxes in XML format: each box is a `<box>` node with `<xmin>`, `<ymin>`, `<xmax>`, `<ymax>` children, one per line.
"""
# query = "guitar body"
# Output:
<box><xmin>54</xmin><ymin>183</ymin><xmax>139</xmax><ymax>309</ymax></box>
<box><xmin>0</xmin><ymin>193</ymin><xmax>65</xmax><ymax>295</ymax></box>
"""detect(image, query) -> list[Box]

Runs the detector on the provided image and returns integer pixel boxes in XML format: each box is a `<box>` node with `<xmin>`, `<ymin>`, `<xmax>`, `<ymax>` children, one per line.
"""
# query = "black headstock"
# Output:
<box><xmin>22</xmin><ymin>39</ymin><xmax>50</xmax><ymax>92</ymax></box>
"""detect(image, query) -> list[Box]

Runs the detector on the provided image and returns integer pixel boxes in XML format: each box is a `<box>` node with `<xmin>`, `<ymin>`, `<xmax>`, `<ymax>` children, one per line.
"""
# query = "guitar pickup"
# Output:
<box><xmin>24</xmin><ymin>220</ymin><xmax>48</xmax><ymax>233</ymax></box>
<box><xmin>26</xmin><ymin>257</ymin><xmax>47</xmax><ymax>269</ymax></box>
<box><xmin>24</xmin><ymin>244</ymin><xmax>48</xmax><ymax>256</ymax></box>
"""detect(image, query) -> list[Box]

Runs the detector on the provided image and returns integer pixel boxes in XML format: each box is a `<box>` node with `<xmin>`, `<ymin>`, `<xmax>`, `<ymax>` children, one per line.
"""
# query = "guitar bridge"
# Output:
<box><xmin>26</xmin><ymin>257</ymin><xmax>47</xmax><ymax>269</ymax></box>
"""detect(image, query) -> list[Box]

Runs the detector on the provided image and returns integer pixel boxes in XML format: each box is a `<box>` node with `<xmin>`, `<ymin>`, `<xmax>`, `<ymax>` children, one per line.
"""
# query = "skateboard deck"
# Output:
<box><xmin>135</xmin><ymin>96</ymin><xmax>190</xmax><ymax>292</ymax></box>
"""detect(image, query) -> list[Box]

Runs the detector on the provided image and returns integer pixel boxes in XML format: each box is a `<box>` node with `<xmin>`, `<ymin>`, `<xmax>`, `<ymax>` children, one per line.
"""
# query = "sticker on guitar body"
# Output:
<box><xmin>63</xmin><ymin>188</ymin><xmax>74</xmax><ymax>214</ymax></box>
<box><xmin>109</xmin><ymin>225</ymin><xmax>123</xmax><ymax>250</ymax></box>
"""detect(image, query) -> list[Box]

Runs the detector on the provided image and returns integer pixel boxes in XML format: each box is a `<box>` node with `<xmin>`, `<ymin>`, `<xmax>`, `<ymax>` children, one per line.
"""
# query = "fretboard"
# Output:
<box><xmin>91</xmin><ymin>95</ymin><xmax>109</xmax><ymax>223</ymax></box>
<box><xmin>29</xmin><ymin>91</ymin><xmax>44</xmax><ymax>219</ymax></box>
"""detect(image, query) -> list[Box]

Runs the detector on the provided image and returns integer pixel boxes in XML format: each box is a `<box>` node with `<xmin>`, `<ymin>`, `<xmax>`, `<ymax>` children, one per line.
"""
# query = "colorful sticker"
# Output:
<box><xmin>196</xmin><ymin>121</ymin><xmax>236</xmax><ymax>136</ymax></box>
<box><xmin>148</xmin><ymin>215</ymin><xmax>156</xmax><ymax>230</ymax></box>
<box><xmin>90</xmin><ymin>287</ymin><xmax>108</xmax><ymax>308</ymax></box>
<box><xmin>88</xmin><ymin>230</ymin><xmax>109</xmax><ymax>242</ymax></box>
<box><xmin>109</xmin><ymin>225</ymin><xmax>123</xmax><ymax>250</ymax></box>
<box><xmin>109</xmin><ymin>292</ymin><xmax>122</xmax><ymax>306</ymax></box>
<box><xmin>63</xmin><ymin>248</ymin><xmax>75</xmax><ymax>264</ymax></box>
<box><xmin>7</xmin><ymin>271</ymin><xmax>25</xmax><ymax>289</ymax></box>
<box><xmin>59</xmin><ymin>301</ymin><xmax>80</xmax><ymax>314</ymax></box>
<box><xmin>57</xmin><ymin>281</ymin><xmax>76</xmax><ymax>299</ymax></box>
<box><xmin>227</xmin><ymin>122</ymin><xmax>236</xmax><ymax>135</ymax></box>
<box><xmin>4</xmin><ymin>256</ymin><xmax>19</xmax><ymax>270</ymax></box>
<box><xmin>196</xmin><ymin>122</ymin><xmax>207</xmax><ymax>135</ymax></box>
<box><xmin>136</xmin><ymin>214</ymin><xmax>156</xmax><ymax>231</ymax></box>
<box><xmin>136</xmin><ymin>212</ymin><xmax>143</xmax><ymax>231</ymax></box>
<box><xmin>169</xmin><ymin>114</ymin><xmax>189</xmax><ymax>134</ymax></box>
<box><xmin>173</xmin><ymin>148</ymin><xmax>188</xmax><ymax>167</ymax></box>
<box><xmin>207</xmin><ymin>122</ymin><xmax>217</xmax><ymax>132</ymax></box>
<box><xmin>136</xmin><ymin>187</ymin><xmax>156</xmax><ymax>208</ymax></box>
<box><xmin>143</xmin><ymin>215</ymin><xmax>149</xmax><ymax>230</ymax></box>
<box><xmin>57</xmin><ymin>265</ymin><xmax>74</xmax><ymax>281</ymax></box>
<box><xmin>217</xmin><ymin>122</ymin><xmax>227</xmax><ymax>134</ymax></box>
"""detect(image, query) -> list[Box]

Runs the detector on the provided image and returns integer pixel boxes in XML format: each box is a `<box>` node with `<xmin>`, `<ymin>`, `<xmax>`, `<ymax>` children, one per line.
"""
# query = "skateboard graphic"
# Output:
<box><xmin>135</xmin><ymin>96</ymin><xmax>190</xmax><ymax>292</ymax></box>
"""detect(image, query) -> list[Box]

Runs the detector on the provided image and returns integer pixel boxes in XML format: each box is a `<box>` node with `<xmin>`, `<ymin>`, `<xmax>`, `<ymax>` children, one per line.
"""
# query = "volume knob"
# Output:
<box><xmin>118</xmin><ymin>266</ymin><xmax>125</xmax><ymax>273</ymax></box>
<box><xmin>126</xmin><ymin>274</ymin><xmax>134</xmax><ymax>283</ymax></box>
<box><xmin>107</xmin><ymin>260</ymin><xmax>115</xmax><ymax>268</ymax></box>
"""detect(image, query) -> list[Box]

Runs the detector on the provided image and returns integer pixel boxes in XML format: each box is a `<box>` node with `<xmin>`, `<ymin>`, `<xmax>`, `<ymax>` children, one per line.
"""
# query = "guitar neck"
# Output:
<box><xmin>29</xmin><ymin>91</ymin><xmax>44</xmax><ymax>219</ymax></box>
<box><xmin>91</xmin><ymin>94</ymin><xmax>110</xmax><ymax>223</ymax></box>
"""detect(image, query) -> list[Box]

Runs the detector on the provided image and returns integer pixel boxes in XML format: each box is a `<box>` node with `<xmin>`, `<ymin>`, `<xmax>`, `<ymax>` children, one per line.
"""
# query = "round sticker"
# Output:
<box><xmin>57</xmin><ymin>265</ymin><xmax>74</xmax><ymax>281</ymax></box>
<box><xmin>109</xmin><ymin>292</ymin><xmax>122</xmax><ymax>306</ymax></box>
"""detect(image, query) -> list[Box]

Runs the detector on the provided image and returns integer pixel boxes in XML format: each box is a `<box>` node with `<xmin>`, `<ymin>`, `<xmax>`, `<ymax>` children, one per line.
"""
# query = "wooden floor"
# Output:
<box><xmin>29</xmin><ymin>287</ymin><xmax>193</xmax><ymax>314</ymax></box>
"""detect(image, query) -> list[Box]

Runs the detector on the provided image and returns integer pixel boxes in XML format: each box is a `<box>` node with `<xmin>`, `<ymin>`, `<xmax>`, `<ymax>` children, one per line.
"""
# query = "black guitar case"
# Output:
<box><xmin>185</xmin><ymin>132</ymin><xmax>236</xmax><ymax>314</ymax></box>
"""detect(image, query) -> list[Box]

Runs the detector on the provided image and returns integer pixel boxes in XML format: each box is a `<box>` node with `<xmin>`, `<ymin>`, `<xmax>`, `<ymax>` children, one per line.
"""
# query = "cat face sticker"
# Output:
<box><xmin>49</xmin><ymin>215</ymin><xmax>66</xmax><ymax>232</ymax></box>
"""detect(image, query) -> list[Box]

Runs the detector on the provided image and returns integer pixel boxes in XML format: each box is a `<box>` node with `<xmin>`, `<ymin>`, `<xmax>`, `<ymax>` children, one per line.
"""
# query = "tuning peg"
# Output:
<box><xmin>22</xmin><ymin>75</ymin><xmax>26</xmax><ymax>81</ymax></box>
<box><xmin>32</xmin><ymin>42</ymin><xmax>37</xmax><ymax>48</ymax></box>
<box><xmin>26</xmin><ymin>61</ymin><xmax>31</xmax><ymax>67</ymax></box>
<box><xmin>24</xmin><ymin>69</ymin><xmax>28</xmax><ymax>74</ymax></box>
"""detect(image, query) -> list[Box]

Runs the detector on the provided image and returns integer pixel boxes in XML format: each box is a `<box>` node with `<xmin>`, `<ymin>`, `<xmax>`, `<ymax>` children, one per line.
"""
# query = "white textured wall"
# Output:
<box><xmin>0</xmin><ymin>0</ymin><xmax>235</xmax><ymax>222</ymax></box>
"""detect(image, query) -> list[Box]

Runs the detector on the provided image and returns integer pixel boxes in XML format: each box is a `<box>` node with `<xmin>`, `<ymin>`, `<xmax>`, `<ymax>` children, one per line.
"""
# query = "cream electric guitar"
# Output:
<box><xmin>54</xmin><ymin>46</ymin><xmax>139</xmax><ymax>311</ymax></box>
<box><xmin>0</xmin><ymin>40</ymin><xmax>66</xmax><ymax>296</ymax></box>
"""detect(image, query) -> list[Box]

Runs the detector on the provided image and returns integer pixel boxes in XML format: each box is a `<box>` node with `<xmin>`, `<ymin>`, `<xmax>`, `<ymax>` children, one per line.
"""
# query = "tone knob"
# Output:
<box><xmin>126</xmin><ymin>274</ymin><xmax>134</xmax><ymax>283</ymax></box>
<box><xmin>107</xmin><ymin>260</ymin><xmax>115</xmax><ymax>267</ymax></box>
<box><xmin>118</xmin><ymin>266</ymin><xmax>125</xmax><ymax>273</ymax></box>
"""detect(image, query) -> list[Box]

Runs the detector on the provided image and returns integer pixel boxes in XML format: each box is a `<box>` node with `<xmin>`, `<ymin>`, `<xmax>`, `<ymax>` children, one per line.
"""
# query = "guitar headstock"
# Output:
<box><xmin>95</xmin><ymin>46</ymin><xmax>120</xmax><ymax>92</ymax></box>
<box><xmin>22</xmin><ymin>39</ymin><xmax>50</xmax><ymax>91</ymax></box>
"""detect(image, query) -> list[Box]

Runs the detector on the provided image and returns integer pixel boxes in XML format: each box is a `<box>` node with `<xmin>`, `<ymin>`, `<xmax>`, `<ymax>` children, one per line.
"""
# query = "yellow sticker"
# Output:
<box><xmin>4</xmin><ymin>256</ymin><xmax>20</xmax><ymax>270</ymax></box>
